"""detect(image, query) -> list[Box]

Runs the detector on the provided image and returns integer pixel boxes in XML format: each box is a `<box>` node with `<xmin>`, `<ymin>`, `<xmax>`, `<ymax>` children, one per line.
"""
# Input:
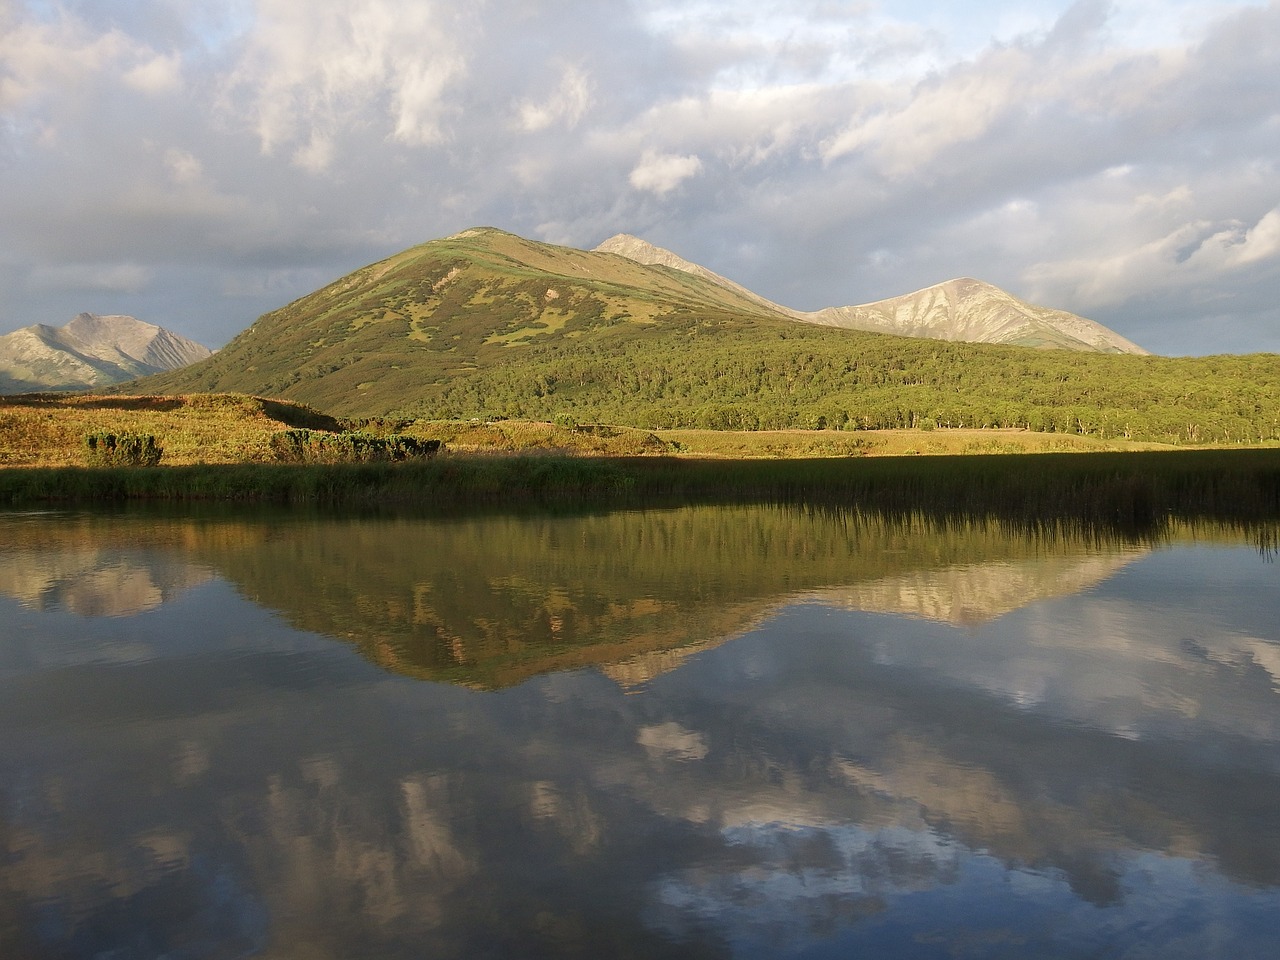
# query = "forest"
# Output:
<box><xmin>401</xmin><ymin>319</ymin><xmax>1279</xmax><ymax>445</ymax></box>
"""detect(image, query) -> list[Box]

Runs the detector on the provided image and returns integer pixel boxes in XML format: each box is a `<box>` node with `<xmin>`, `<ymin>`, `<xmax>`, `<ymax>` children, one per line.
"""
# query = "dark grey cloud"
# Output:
<box><xmin>1</xmin><ymin>0</ymin><xmax>1276</xmax><ymax>354</ymax></box>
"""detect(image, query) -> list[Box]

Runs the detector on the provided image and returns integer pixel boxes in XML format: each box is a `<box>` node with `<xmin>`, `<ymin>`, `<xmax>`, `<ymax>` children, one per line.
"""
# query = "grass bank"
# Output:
<box><xmin>3</xmin><ymin>449</ymin><xmax>1279</xmax><ymax>531</ymax></box>
<box><xmin>2</xmin><ymin>392</ymin><xmax>1172</xmax><ymax>468</ymax></box>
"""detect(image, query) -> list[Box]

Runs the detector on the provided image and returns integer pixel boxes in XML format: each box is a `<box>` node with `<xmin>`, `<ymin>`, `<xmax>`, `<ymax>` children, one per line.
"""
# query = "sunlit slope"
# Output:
<box><xmin>134</xmin><ymin>227</ymin><xmax>798</xmax><ymax>416</ymax></box>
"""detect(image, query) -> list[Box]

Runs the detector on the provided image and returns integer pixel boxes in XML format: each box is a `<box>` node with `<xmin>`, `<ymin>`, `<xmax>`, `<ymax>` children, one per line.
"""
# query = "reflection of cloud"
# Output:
<box><xmin>0</xmin><ymin>549</ymin><xmax>212</xmax><ymax>616</ymax></box>
<box><xmin>651</xmin><ymin>823</ymin><xmax>951</xmax><ymax>947</ymax></box>
<box><xmin>401</xmin><ymin>774</ymin><xmax>471</xmax><ymax>877</ymax></box>
<box><xmin>637</xmin><ymin>722</ymin><xmax>708</xmax><ymax>762</ymax></box>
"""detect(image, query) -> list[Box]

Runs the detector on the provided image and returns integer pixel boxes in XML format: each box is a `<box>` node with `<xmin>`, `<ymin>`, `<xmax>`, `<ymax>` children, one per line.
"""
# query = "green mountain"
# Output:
<box><xmin>130</xmin><ymin>228</ymin><xmax>1280</xmax><ymax>444</ymax></box>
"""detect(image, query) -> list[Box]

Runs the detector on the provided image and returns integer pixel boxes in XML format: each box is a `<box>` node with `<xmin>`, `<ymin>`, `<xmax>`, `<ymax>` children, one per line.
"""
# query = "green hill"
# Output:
<box><xmin>131</xmin><ymin>228</ymin><xmax>1280</xmax><ymax>445</ymax></box>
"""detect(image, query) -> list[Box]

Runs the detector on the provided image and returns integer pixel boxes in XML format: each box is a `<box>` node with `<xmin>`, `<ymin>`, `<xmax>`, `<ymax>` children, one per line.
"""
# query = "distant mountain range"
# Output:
<box><xmin>594</xmin><ymin>234</ymin><xmax>1148</xmax><ymax>355</ymax></box>
<box><xmin>0</xmin><ymin>313</ymin><xmax>212</xmax><ymax>393</ymax></box>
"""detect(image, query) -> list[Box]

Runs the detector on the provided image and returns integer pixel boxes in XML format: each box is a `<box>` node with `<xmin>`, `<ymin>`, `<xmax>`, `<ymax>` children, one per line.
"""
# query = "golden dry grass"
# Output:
<box><xmin>0</xmin><ymin>393</ymin><xmax>1183</xmax><ymax>469</ymax></box>
<box><xmin>0</xmin><ymin>393</ymin><xmax>334</xmax><ymax>466</ymax></box>
<box><xmin>654</xmin><ymin>427</ymin><xmax>1174</xmax><ymax>458</ymax></box>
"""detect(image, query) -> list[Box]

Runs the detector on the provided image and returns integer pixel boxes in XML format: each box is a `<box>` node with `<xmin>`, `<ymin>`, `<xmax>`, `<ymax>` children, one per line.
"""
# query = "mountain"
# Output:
<box><xmin>0</xmin><ymin>313</ymin><xmax>212</xmax><ymax>393</ymax></box>
<box><xmin>124</xmin><ymin>227</ymin><xmax>1280</xmax><ymax>445</ymax></box>
<box><xmin>127</xmin><ymin>226</ymin><xmax>809</xmax><ymax>416</ymax></box>
<box><xmin>595</xmin><ymin>234</ymin><xmax>1147</xmax><ymax>355</ymax></box>
<box><xmin>803</xmin><ymin>278</ymin><xmax>1148</xmax><ymax>353</ymax></box>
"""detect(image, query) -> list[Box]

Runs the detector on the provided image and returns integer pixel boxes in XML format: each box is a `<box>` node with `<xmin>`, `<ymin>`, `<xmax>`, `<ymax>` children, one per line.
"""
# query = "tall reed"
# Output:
<box><xmin>2</xmin><ymin>449</ymin><xmax>1278</xmax><ymax>533</ymax></box>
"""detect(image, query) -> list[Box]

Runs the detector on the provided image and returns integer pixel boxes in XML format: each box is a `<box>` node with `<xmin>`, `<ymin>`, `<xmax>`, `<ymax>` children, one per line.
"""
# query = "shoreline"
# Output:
<box><xmin>2</xmin><ymin>449</ymin><xmax>1278</xmax><ymax>531</ymax></box>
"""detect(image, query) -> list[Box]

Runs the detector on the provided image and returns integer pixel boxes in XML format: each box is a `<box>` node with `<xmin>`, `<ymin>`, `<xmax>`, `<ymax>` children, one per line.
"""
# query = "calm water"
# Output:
<box><xmin>1</xmin><ymin>506</ymin><xmax>1278</xmax><ymax>959</ymax></box>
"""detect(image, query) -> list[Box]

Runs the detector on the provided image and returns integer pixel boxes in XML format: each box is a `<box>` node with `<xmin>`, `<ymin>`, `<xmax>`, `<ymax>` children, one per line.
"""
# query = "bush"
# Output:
<box><xmin>84</xmin><ymin>432</ymin><xmax>164</xmax><ymax>466</ymax></box>
<box><xmin>269</xmin><ymin>429</ymin><xmax>441</xmax><ymax>463</ymax></box>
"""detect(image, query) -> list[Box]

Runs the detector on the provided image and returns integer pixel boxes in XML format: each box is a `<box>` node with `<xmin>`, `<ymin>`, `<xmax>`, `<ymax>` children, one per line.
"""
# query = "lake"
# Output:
<box><xmin>1</xmin><ymin>505</ymin><xmax>1278</xmax><ymax>959</ymax></box>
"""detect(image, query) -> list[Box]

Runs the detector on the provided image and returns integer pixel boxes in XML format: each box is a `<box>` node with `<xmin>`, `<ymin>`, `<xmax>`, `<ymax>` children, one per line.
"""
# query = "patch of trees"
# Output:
<box><xmin>401</xmin><ymin>326</ymin><xmax>1280</xmax><ymax>445</ymax></box>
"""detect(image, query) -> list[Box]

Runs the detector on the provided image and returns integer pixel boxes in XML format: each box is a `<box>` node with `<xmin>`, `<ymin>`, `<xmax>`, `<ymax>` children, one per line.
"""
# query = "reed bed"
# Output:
<box><xmin>2</xmin><ymin>449</ymin><xmax>1278</xmax><ymax>532</ymax></box>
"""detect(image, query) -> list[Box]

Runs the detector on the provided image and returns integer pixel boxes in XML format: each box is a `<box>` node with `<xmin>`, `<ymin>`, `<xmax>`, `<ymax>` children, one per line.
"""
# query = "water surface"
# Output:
<box><xmin>1</xmin><ymin>506</ymin><xmax>1278</xmax><ymax>958</ymax></box>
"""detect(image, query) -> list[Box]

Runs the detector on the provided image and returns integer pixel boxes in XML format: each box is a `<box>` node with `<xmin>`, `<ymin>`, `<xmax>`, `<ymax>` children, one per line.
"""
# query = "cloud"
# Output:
<box><xmin>0</xmin><ymin>7</ymin><xmax>176</xmax><ymax>117</ymax></box>
<box><xmin>163</xmin><ymin>147</ymin><xmax>203</xmax><ymax>185</ymax></box>
<box><xmin>1025</xmin><ymin>205</ymin><xmax>1280</xmax><ymax>311</ymax></box>
<box><xmin>122</xmin><ymin>51</ymin><xmax>183</xmax><ymax>95</ymax></box>
<box><xmin>517</xmin><ymin>63</ymin><xmax>592</xmax><ymax>132</ymax></box>
<box><xmin>629</xmin><ymin>149</ymin><xmax>704</xmax><ymax>195</ymax></box>
<box><xmin>220</xmin><ymin>0</ymin><xmax>472</xmax><ymax>165</ymax></box>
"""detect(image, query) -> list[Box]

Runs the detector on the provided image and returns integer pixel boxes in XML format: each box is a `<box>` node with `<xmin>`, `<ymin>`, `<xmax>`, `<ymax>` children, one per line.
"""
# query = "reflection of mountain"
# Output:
<box><xmin>0</xmin><ymin>507</ymin><xmax>1192</xmax><ymax>684</ymax></box>
<box><xmin>808</xmin><ymin>551</ymin><xmax>1145</xmax><ymax>625</ymax></box>
<box><xmin>173</xmin><ymin>507</ymin><xmax>1155</xmax><ymax>689</ymax></box>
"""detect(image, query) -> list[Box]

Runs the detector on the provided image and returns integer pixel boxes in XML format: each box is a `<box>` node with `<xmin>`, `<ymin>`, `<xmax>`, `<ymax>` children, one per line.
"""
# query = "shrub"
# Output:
<box><xmin>269</xmin><ymin>429</ymin><xmax>441</xmax><ymax>463</ymax></box>
<box><xmin>84</xmin><ymin>432</ymin><xmax>164</xmax><ymax>466</ymax></box>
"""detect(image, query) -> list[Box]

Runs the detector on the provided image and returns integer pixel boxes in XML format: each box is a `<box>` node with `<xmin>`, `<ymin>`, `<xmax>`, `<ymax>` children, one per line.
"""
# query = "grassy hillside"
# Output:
<box><xmin>128</xmin><ymin>228</ymin><xmax>1280</xmax><ymax>445</ymax></box>
<box><xmin>132</xmin><ymin>227</ymin><xmax>794</xmax><ymax>413</ymax></box>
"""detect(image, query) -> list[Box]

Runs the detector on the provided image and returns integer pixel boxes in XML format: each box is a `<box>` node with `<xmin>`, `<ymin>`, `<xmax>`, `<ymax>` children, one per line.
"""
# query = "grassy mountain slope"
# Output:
<box><xmin>131</xmin><ymin>228</ymin><xmax>1280</xmax><ymax>444</ymax></box>
<box><xmin>133</xmin><ymin>227</ymin><xmax>797</xmax><ymax>415</ymax></box>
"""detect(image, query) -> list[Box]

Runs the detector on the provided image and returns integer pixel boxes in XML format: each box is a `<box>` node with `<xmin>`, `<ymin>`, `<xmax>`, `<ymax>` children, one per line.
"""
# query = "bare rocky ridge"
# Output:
<box><xmin>595</xmin><ymin>234</ymin><xmax>1148</xmax><ymax>355</ymax></box>
<box><xmin>0</xmin><ymin>313</ymin><xmax>212</xmax><ymax>392</ymax></box>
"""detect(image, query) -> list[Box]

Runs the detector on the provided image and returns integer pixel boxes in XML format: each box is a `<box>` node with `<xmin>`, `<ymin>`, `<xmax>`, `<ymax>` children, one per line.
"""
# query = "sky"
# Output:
<box><xmin>1</xmin><ymin>0</ymin><xmax>1277</xmax><ymax>356</ymax></box>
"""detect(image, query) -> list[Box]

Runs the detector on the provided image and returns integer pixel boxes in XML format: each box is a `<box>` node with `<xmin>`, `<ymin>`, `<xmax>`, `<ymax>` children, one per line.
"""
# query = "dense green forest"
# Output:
<box><xmin>405</xmin><ymin>319</ymin><xmax>1280</xmax><ymax>445</ymax></box>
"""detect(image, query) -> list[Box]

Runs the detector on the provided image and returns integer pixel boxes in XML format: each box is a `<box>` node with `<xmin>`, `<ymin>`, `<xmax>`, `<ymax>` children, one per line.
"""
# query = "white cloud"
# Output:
<box><xmin>122</xmin><ymin>52</ymin><xmax>183</xmax><ymax>95</ymax></box>
<box><xmin>163</xmin><ymin>147</ymin><xmax>203</xmax><ymax>185</ymax></box>
<box><xmin>1025</xmin><ymin>206</ymin><xmax>1280</xmax><ymax>310</ymax></box>
<box><xmin>629</xmin><ymin>149</ymin><xmax>704</xmax><ymax>195</ymax></box>
<box><xmin>221</xmin><ymin>0</ymin><xmax>472</xmax><ymax>166</ymax></box>
<box><xmin>1226</xmin><ymin>207</ymin><xmax>1280</xmax><ymax>267</ymax></box>
<box><xmin>0</xmin><ymin>9</ymin><xmax>172</xmax><ymax>114</ymax></box>
<box><xmin>518</xmin><ymin>63</ymin><xmax>592</xmax><ymax>132</ymax></box>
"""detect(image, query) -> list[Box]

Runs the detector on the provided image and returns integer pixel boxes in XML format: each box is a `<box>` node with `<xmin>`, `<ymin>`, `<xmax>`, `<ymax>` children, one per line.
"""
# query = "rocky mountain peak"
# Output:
<box><xmin>599</xmin><ymin>234</ymin><xmax>1147</xmax><ymax>355</ymax></box>
<box><xmin>0</xmin><ymin>313</ymin><xmax>212</xmax><ymax>393</ymax></box>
